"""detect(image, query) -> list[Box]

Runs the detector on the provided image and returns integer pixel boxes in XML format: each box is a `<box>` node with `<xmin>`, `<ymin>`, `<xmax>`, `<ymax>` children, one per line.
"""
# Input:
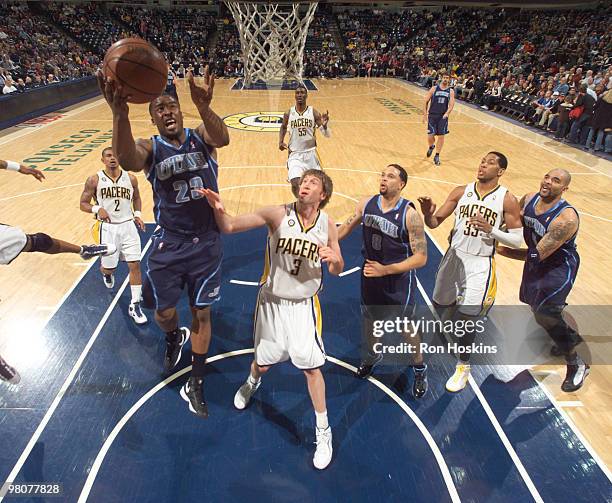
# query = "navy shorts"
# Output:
<box><xmin>143</xmin><ymin>228</ymin><xmax>222</xmax><ymax>311</ymax></box>
<box><xmin>361</xmin><ymin>270</ymin><xmax>416</xmax><ymax>318</ymax></box>
<box><xmin>427</xmin><ymin>114</ymin><xmax>449</xmax><ymax>136</ymax></box>
<box><xmin>519</xmin><ymin>254</ymin><xmax>579</xmax><ymax>310</ymax></box>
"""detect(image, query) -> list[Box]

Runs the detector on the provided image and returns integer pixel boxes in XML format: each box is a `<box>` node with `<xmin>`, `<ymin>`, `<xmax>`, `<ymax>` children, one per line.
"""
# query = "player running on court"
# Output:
<box><xmin>80</xmin><ymin>147</ymin><xmax>147</xmax><ymax>325</ymax></box>
<box><xmin>279</xmin><ymin>84</ymin><xmax>330</xmax><ymax>197</ymax></box>
<box><xmin>423</xmin><ymin>73</ymin><xmax>455</xmax><ymax>166</ymax></box>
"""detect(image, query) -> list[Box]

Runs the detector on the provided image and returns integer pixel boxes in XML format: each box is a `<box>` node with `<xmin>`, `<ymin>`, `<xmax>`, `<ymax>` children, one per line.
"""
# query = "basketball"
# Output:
<box><xmin>102</xmin><ymin>38</ymin><xmax>168</xmax><ymax>104</ymax></box>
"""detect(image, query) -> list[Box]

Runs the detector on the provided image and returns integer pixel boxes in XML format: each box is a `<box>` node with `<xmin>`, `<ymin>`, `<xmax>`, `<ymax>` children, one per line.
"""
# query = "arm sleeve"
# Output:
<box><xmin>489</xmin><ymin>227</ymin><xmax>524</xmax><ymax>249</ymax></box>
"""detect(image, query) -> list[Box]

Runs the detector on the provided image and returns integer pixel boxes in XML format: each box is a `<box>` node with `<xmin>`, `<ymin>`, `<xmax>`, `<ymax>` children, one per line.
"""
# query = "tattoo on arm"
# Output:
<box><xmin>407</xmin><ymin>209</ymin><xmax>427</xmax><ymax>257</ymax></box>
<box><xmin>344</xmin><ymin>212</ymin><xmax>357</xmax><ymax>226</ymax></box>
<box><xmin>537</xmin><ymin>216</ymin><xmax>578</xmax><ymax>259</ymax></box>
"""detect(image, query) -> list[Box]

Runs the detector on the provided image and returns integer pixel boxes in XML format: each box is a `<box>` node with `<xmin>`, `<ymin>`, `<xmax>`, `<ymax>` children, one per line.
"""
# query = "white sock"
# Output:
<box><xmin>130</xmin><ymin>284</ymin><xmax>142</xmax><ymax>304</ymax></box>
<box><xmin>248</xmin><ymin>374</ymin><xmax>260</xmax><ymax>386</ymax></box>
<box><xmin>315</xmin><ymin>410</ymin><xmax>329</xmax><ymax>430</ymax></box>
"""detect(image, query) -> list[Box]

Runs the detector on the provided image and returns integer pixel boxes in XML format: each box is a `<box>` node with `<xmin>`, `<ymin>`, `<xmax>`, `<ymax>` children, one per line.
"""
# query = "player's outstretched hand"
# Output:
<box><xmin>417</xmin><ymin>196</ymin><xmax>436</xmax><ymax>216</ymax></box>
<box><xmin>134</xmin><ymin>216</ymin><xmax>145</xmax><ymax>231</ymax></box>
<box><xmin>98</xmin><ymin>208</ymin><xmax>112</xmax><ymax>223</ymax></box>
<box><xmin>188</xmin><ymin>66</ymin><xmax>214</xmax><ymax>109</ymax></box>
<box><xmin>19</xmin><ymin>165</ymin><xmax>45</xmax><ymax>182</ymax></box>
<box><xmin>279</xmin><ymin>142</ymin><xmax>288</xmax><ymax>151</ymax></box>
<box><xmin>318</xmin><ymin>245</ymin><xmax>340</xmax><ymax>265</ymax></box>
<box><xmin>96</xmin><ymin>70</ymin><xmax>129</xmax><ymax>115</ymax></box>
<box><xmin>363</xmin><ymin>259</ymin><xmax>387</xmax><ymax>277</ymax></box>
<box><xmin>196</xmin><ymin>188</ymin><xmax>225</xmax><ymax>212</ymax></box>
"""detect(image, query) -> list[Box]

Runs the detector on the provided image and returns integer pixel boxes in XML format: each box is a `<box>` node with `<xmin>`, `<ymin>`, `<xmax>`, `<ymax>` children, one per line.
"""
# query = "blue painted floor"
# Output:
<box><xmin>1</xmin><ymin>226</ymin><xmax>610</xmax><ymax>503</ymax></box>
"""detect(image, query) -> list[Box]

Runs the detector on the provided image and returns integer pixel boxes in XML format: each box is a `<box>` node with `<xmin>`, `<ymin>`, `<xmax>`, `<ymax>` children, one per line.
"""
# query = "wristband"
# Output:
<box><xmin>134</xmin><ymin>211</ymin><xmax>142</xmax><ymax>218</ymax></box>
<box><xmin>6</xmin><ymin>161</ymin><xmax>20</xmax><ymax>172</ymax></box>
<box><xmin>91</xmin><ymin>205</ymin><xmax>101</xmax><ymax>215</ymax></box>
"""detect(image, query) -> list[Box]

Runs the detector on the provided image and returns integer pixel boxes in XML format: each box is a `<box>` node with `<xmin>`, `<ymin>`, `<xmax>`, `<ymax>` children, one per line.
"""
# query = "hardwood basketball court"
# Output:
<box><xmin>1</xmin><ymin>77</ymin><xmax>611</xmax><ymax>475</ymax></box>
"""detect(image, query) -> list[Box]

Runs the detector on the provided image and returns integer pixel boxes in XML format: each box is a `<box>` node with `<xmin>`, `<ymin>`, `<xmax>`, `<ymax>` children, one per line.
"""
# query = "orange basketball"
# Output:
<box><xmin>103</xmin><ymin>38</ymin><xmax>168</xmax><ymax>104</ymax></box>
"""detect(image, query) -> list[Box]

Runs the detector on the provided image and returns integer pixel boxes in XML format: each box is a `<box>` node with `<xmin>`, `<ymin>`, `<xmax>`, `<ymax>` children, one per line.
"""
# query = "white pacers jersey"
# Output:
<box><xmin>450</xmin><ymin>182</ymin><xmax>507</xmax><ymax>256</ymax></box>
<box><xmin>260</xmin><ymin>203</ymin><xmax>328</xmax><ymax>300</ymax></box>
<box><xmin>95</xmin><ymin>170</ymin><xmax>134</xmax><ymax>224</ymax></box>
<box><xmin>288</xmin><ymin>105</ymin><xmax>316</xmax><ymax>153</ymax></box>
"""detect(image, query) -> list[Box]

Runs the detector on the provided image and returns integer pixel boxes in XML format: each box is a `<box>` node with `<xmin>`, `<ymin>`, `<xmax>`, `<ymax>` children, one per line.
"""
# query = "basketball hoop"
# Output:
<box><xmin>225</xmin><ymin>1</ymin><xmax>318</xmax><ymax>87</ymax></box>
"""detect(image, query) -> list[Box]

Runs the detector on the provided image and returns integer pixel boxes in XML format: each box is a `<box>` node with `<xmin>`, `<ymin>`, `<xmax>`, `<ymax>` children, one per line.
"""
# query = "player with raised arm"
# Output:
<box><xmin>97</xmin><ymin>66</ymin><xmax>230</xmax><ymax>417</ymax></box>
<box><xmin>199</xmin><ymin>169</ymin><xmax>343</xmax><ymax>470</ymax></box>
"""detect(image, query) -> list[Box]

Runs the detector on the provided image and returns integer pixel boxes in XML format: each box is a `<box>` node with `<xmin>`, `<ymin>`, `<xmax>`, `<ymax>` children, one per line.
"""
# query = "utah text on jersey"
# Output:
<box><xmin>363</xmin><ymin>213</ymin><xmax>401</xmax><ymax>238</ymax></box>
<box><xmin>155</xmin><ymin>152</ymin><xmax>209</xmax><ymax>181</ymax></box>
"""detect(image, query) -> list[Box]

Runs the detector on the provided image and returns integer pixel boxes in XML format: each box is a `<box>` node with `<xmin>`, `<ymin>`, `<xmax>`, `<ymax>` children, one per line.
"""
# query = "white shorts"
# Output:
<box><xmin>93</xmin><ymin>220</ymin><xmax>142</xmax><ymax>269</ymax></box>
<box><xmin>287</xmin><ymin>150</ymin><xmax>321</xmax><ymax>181</ymax></box>
<box><xmin>432</xmin><ymin>247</ymin><xmax>497</xmax><ymax>316</ymax></box>
<box><xmin>0</xmin><ymin>224</ymin><xmax>28</xmax><ymax>265</ymax></box>
<box><xmin>254</xmin><ymin>289</ymin><xmax>326</xmax><ymax>370</ymax></box>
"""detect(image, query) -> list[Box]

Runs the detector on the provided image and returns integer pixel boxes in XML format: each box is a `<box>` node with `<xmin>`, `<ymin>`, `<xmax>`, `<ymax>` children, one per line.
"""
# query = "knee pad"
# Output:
<box><xmin>27</xmin><ymin>233</ymin><xmax>53</xmax><ymax>252</ymax></box>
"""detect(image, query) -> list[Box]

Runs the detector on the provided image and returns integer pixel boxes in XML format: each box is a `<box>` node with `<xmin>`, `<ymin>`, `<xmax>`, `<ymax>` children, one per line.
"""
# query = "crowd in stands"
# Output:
<box><xmin>414</xmin><ymin>7</ymin><xmax>611</xmax><ymax>152</ymax></box>
<box><xmin>211</xmin><ymin>18</ymin><xmax>243</xmax><ymax>78</ymax></box>
<box><xmin>109</xmin><ymin>5</ymin><xmax>215</xmax><ymax>77</ymax></box>
<box><xmin>303</xmin><ymin>14</ymin><xmax>346</xmax><ymax>78</ymax></box>
<box><xmin>1</xmin><ymin>1</ymin><xmax>610</xmax><ymax>153</ymax></box>
<box><xmin>0</xmin><ymin>2</ymin><xmax>99</xmax><ymax>95</ymax></box>
<box><xmin>43</xmin><ymin>3</ymin><xmax>132</xmax><ymax>55</ymax></box>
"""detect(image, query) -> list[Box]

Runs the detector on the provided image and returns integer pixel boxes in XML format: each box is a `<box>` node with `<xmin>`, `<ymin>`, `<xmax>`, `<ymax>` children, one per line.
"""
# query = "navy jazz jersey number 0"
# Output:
<box><xmin>142</xmin><ymin>128</ymin><xmax>223</xmax><ymax>311</ymax></box>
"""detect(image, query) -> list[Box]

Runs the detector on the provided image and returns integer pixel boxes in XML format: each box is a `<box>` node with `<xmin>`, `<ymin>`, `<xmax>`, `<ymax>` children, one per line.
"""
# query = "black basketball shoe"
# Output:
<box><xmin>561</xmin><ymin>362</ymin><xmax>590</xmax><ymax>392</ymax></box>
<box><xmin>80</xmin><ymin>243</ymin><xmax>116</xmax><ymax>260</ymax></box>
<box><xmin>426</xmin><ymin>144</ymin><xmax>435</xmax><ymax>158</ymax></box>
<box><xmin>356</xmin><ymin>353</ymin><xmax>383</xmax><ymax>379</ymax></box>
<box><xmin>413</xmin><ymin>366</ymin><xmax>428</xmax><ymax>399</ymax></box>
<box><xmin>0</xmin><ymin>355</ymin><xmax>20</xmax><ymax>384</ymax></box>
<box><xmin>434</xmin><ymin>153</ymin><xmax>441</xmax><ymax>166</ymax></box>
<box><xmin>164</xmin><ymin>327</ymin><xmax>190</xmax><ymax>372</ymax></box>
<box><xmin>181</xmin><ymin>376</ymin><xmax>209</xmax><ymax>418</ymax></box>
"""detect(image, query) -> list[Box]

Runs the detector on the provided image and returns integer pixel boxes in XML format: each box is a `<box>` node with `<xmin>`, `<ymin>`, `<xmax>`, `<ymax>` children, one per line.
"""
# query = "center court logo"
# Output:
<box><xmin>223</xmin><ymin>112</ymin><xmax>284</xmax><ymax>132</ymax></box>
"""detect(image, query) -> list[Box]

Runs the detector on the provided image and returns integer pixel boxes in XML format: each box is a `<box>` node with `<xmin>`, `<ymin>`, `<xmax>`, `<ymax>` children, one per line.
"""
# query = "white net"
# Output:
<box><xmin>226</xmin><ymin>1</ymin><xmax>318</xmax><ymax>87</ymax></box>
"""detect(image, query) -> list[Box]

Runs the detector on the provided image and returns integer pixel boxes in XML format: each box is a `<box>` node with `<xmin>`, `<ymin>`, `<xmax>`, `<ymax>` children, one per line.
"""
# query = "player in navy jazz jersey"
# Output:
<box><xmin>338</xmin><ymin>164</ymin><xmax>429</xmax><ymax>398</ymax></box>
<box><xmin>97</xmin><ymin>66</ymin><xmax>230</xmax><ymax>417</ymax></box>
<box><xmin>423</xmin><ymin>73</ymin><xmax>455</xmax><ymax>166</ymax></box>
<box><xmin>498</xmin><ymin>168</ymin><xmax>588</xmax><ymax>392</ymax></box>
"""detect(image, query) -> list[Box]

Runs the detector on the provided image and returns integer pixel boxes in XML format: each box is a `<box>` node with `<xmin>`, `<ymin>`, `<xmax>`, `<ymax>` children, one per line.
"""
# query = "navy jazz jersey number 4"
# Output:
<box><xmin>147</xmin><ymin>128</ymin><xmax>219</xmax><ymax>235</ymax></box>
<box><xmin>520</xmin><ymin>195</ymin><xmax>580</xmax><ymax>308</ymax></box>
